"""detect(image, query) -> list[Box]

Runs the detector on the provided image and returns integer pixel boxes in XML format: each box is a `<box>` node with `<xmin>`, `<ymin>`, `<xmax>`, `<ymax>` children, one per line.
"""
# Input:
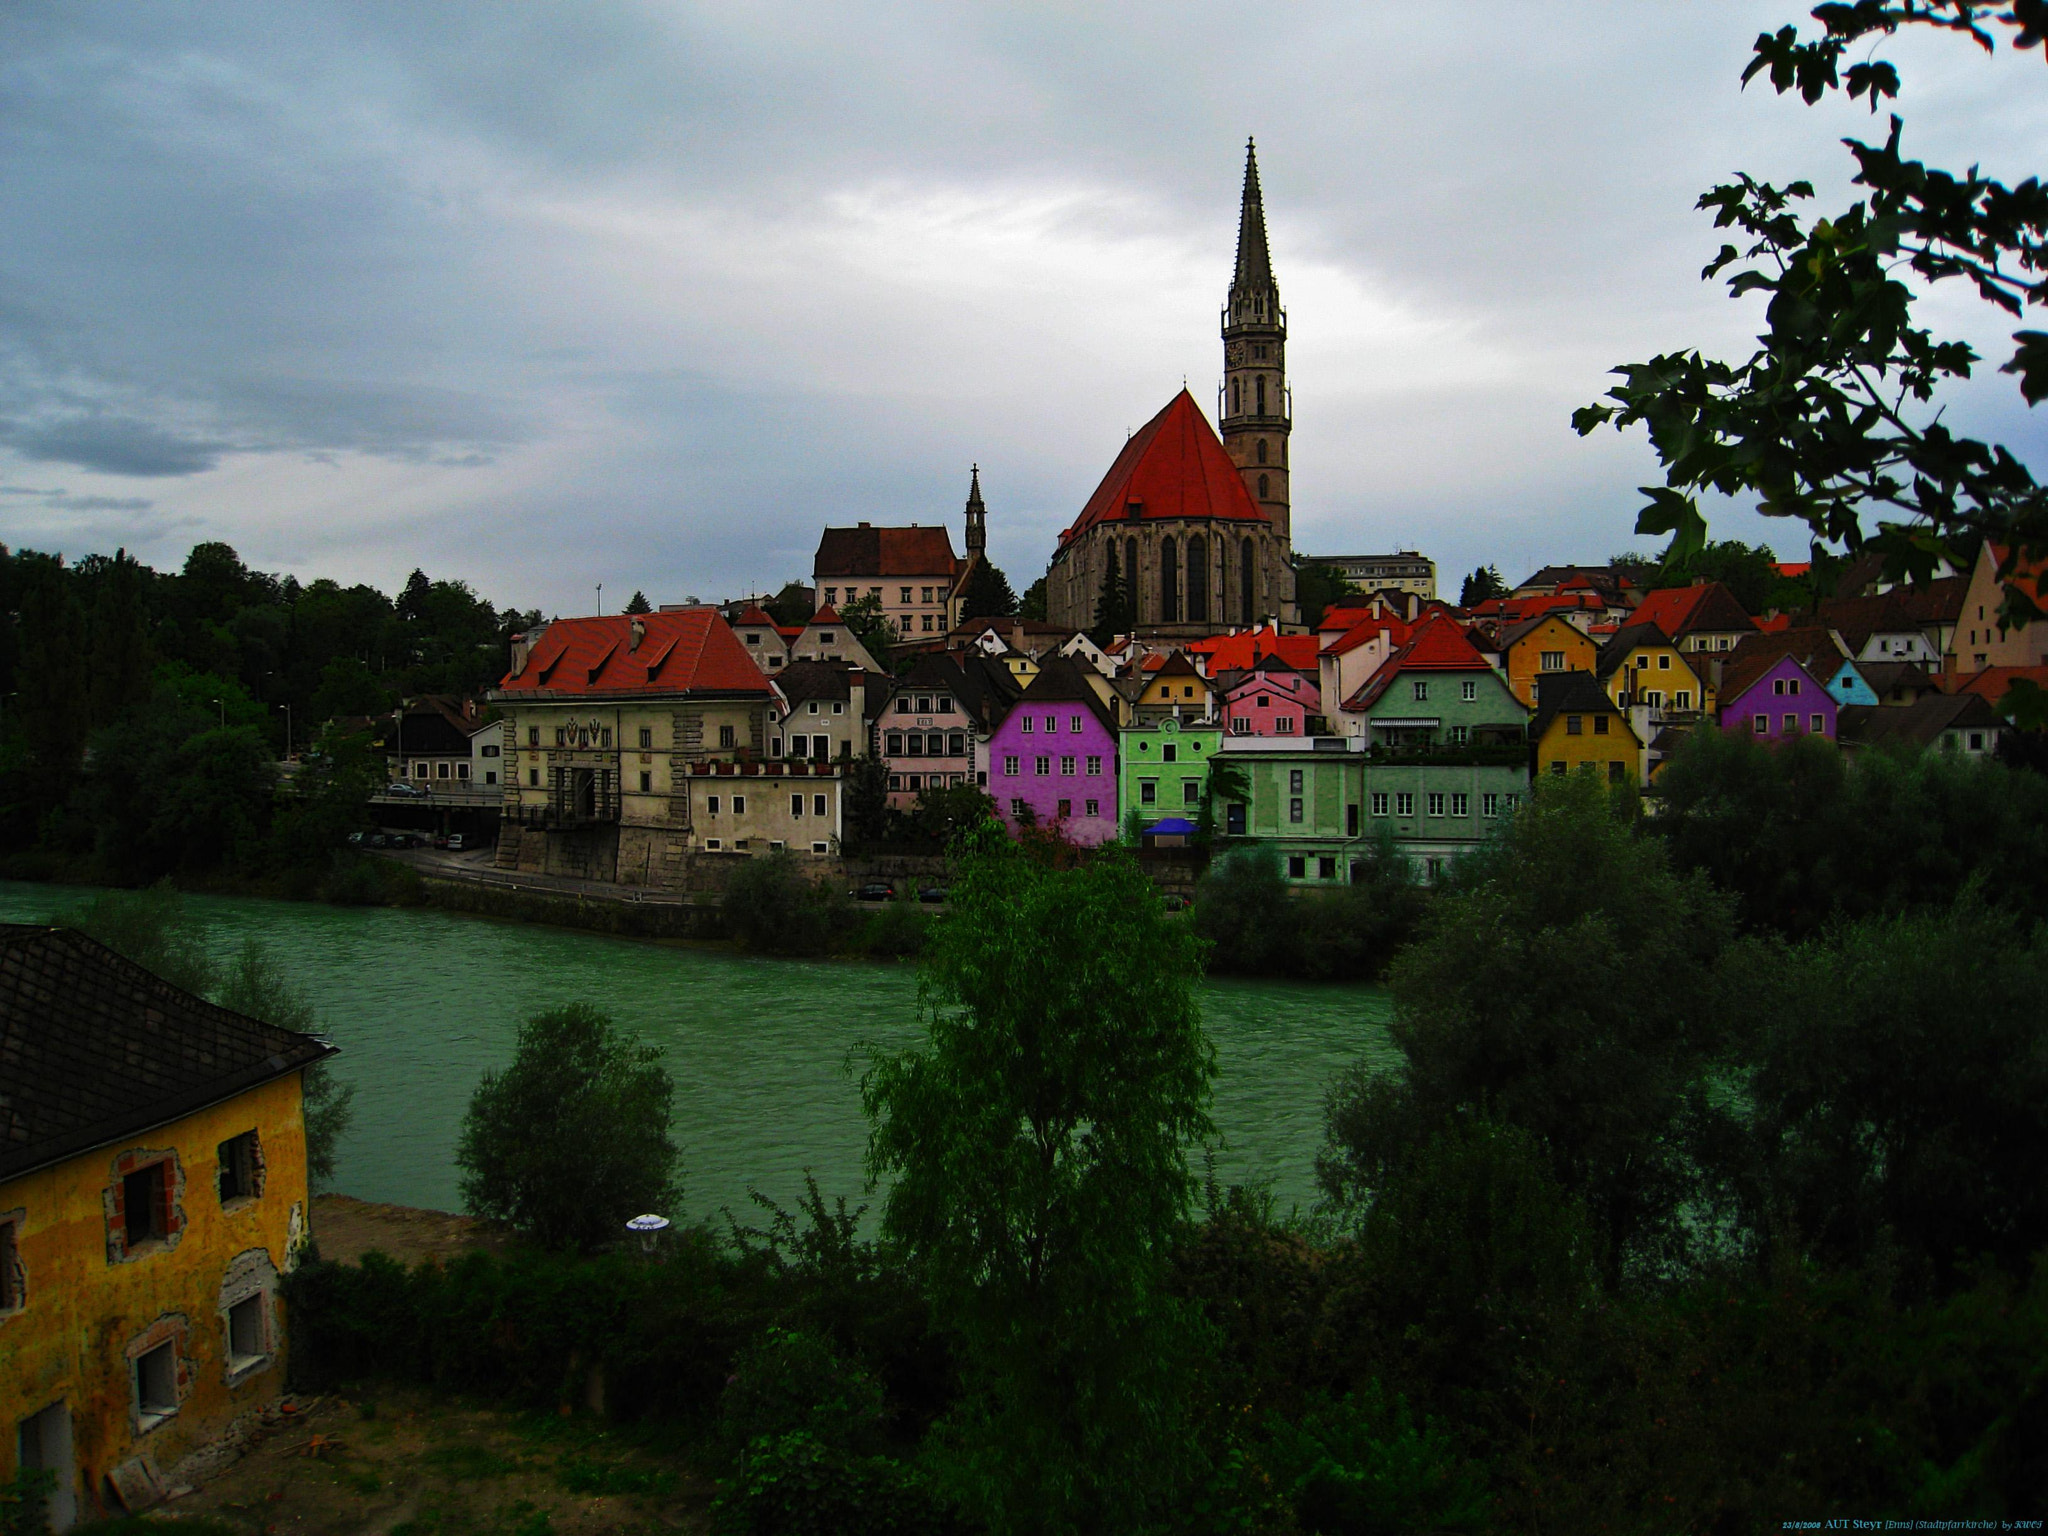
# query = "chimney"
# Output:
<box><xmin>629</xmin><ymin>617</ymin><xmax>646</xmax><ymax>651</ymax></box>
<box><xmin>847</xmin><ymin>668</ymin><xmax>867</xmax><ymax>753</ymax></box>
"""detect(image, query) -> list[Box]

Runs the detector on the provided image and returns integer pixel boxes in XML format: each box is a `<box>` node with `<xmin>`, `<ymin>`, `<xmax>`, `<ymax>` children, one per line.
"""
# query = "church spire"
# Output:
<box><xmin>964</xmin><ymin>462</ymin><xmax>986</xmax><ymax>556</ymax></box>
<box><xmin>1232</xmin><ymin>137</ymin><xmax>1275</xmax><ymax>298</ymax></box>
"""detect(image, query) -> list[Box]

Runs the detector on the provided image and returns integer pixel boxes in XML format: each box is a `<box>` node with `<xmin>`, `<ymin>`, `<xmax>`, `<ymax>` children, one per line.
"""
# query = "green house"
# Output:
<box><xmin>1119</xmin><ymin>716</ymin><xmax>1224</xmax><ymax>832</ymax></box>
<box><xmin>1335</xmin><ymin>613</ymin><xmax>1528</xmax><ymax>750</ymax></box>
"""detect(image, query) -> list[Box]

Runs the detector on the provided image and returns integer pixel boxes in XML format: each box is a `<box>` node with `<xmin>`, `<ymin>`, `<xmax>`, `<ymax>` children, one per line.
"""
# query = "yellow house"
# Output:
<box><xmin>1134</xmin><ymin>650</ymin><xmax>1215</xmax><ymax>724</ymax></box>
<box><xmin>0</xmin><ymin>925</ymin><xmax>332</xmax><ymax>1523</ymax></box>
<box><xmin>1532</xmin><ymin>671</ymin><xmax>1644</xmax><ymax>785</ymax></box>
<box><xmin>1597</xmin><ymin>620</ymin><xmax>1714</xmax><ymax>715</ymax></box>
<box><xmin>1499</xmin><ymin>612</ymin><xmax>1600</xmax><ymax>708</ymax></box>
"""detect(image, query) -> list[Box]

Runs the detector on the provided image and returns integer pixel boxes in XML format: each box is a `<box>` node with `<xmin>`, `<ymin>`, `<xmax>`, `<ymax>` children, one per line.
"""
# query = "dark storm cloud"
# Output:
<box><xmin>0</xmin><ymin>2</ymin><xmax>2040</xmax><ymax>607</ymax></box>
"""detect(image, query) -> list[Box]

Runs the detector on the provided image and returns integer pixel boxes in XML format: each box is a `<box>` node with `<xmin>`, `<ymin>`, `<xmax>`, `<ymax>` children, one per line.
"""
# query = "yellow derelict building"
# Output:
<box><xmin>0</xmin><ymin>925</ymin><xmax>332</xmax><ymax>1523</ymax></box>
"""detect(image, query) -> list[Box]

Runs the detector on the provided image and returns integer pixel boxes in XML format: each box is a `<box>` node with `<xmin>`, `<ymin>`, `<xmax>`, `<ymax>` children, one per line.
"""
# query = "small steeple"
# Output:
<box><xmin>1232</xmin><ymin>137</ymin><xmax>1276</xmax><ymax>301</ymax></box>
<box><xmin>964</xmin><ymin>462</ymin><xmax>986</xmax><ymax>556</ymax></box>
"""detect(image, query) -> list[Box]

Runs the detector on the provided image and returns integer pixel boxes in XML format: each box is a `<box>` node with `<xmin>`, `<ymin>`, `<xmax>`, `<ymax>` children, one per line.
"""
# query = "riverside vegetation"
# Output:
<box><xmin>238</xmin><ymin>763</ymin><xmax>2048</xmax><ymax>1534</ymax></box>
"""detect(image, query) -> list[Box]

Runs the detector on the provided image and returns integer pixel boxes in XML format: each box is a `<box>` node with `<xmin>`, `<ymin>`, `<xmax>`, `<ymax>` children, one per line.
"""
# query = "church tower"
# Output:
<box><xmin>964</xmin><ymin>463</ymin><xmax>986</xmax><ymax>557</ymax></box>
<box><xmin>1219</xmin><ymin>138</ymin><xmax>1291</xmax><ymax>545</ymax></box>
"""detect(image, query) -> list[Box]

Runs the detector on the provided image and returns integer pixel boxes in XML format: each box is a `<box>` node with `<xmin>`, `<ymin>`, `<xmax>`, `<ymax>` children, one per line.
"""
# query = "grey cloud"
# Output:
<box><xmin>1</xmin><ymin>415</ymin><xmax>227</xmax><ymax>477</ymax></box>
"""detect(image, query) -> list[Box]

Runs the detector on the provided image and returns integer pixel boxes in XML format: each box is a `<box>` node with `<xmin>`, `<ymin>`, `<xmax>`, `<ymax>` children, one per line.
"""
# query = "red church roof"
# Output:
<box><xmin>1059</xmin><ymin>389</ymin><xmax>1268</xmax><ymax>548</ymax></box>
<box><xmin>498</xmin><ymin>610</ymin><xmax>772</xmax><ymax>698</ymax></box>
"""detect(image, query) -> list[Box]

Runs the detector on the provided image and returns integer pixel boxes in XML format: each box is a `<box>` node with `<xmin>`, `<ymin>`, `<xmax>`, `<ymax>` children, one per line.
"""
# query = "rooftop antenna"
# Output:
<box><xmin>596</xmin><ymin>582</ymin><xmax>603</xmax><ymax>615</ymax></box>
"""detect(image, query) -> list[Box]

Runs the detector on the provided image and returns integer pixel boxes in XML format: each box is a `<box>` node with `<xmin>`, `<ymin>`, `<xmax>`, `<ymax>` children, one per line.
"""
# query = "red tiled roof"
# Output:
<box><xmin>1774</xmin><ymin>561</ymin><xmax>1812</xmax><ymax>579</ymax></box>
<box><xmin>498</xmin><ymin>610</ymin><xmax>772</xmax><ymax>698</ymax></box>
<box><xmin>1954</xmin><ymin>664</ymin><xmax>2048</xmax><ymax>704</ymax></box>
<box><xmin>1323</xmin><ymin>614</ymin><xmax>1410</xmax><ymax>658</ymax></box>
<box><xmin>1990</xmin><ymin>545</ymin><xmax>2048</xmax><ymax>610</ymax></box>
<box><xmin>809</xmin><ymin>604</ymin><xmax>843</xmax><ymax>625</ymax></box>
<box><xmin>734</xmin><ymin>603</ymin><xmax>777</xmax><ymax>627</ymax></box>
<box><xmin>1633</xmin><ymin>582</ymin><xmax>1756</xmax><ymax>638</ymax></box>
<box><xmin>814</xmin><ymin>525</ymin><xmax>961</xmax><ymax>578</ymax></box>
<box><xmin>1059</xmin><ymin>389</ymin><xmax>1268</xmax><ymax>547</ymax></box>
<box><xmin>1187</xmin><ymin>626</ymin><xmax>1320</xmax><ymax>673</ymax></box>
<box><xmin>1343</xmin><ymin>615</ymin><xmax>1495</xmax><ymax>711</ymax></box>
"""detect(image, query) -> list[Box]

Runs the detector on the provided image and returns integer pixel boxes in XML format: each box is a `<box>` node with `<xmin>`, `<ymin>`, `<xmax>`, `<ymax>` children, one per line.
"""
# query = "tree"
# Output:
<box><xmin>959</xmin><ymin>559</ymin><xmax>1018</xmax><ymax>620</ymax></box>
<box><xmin>1291</xmin><ymin>558</ymin><xmax>1359</xmax><ymax>628</ymax></box>
<box><xmin>50</xmin><ymin>882</ymin><xmax>218</xmax><ymax>996</ymax></box>
<box><xmin>457</xmin><ymin>1004</ymin><xmax>681</xmax><ymax>1252</ymax></box>
<box><xmin>1089</xmin><ymin>542</ymin><xmax>1134</xmax><ymax>646</ymax></box>
<box><xmin>1456</xmin><ymin>565</ymin><xmax>1507</xmax><ymax>608</ymax></box>
<box><xmin>764</xmin><ymin>581</ymin><xmax>814</xmax><ymax>627</ymax></box>
<box><xmin>624</xmin><ymin>589</ymin><xmax>652</xmax><ymax>614</ymax></box>
<box><xmin>724</xmin><ymin>848</ymin><xmax>845</xmax><ymax>956</ymax></box>
<box><xmin>841</xmin><ymin>752</ymin><xmax>891</xmax><ymax>851</ymax></box>
<box><xmin>216</xmin><ymin>941</ymin><xmax>355</xmax><ymax>1188</ymax></box>
<box><xmin>1018</xmin><ymin>575</ymin><xmax>1049</xmax><ymax>623</ymax></box>
<box><xmin>838</xmin><ymin>592</ymin><xmax>894</xmax><ymax>668</ymax></box>
<box><xmin>862</xmin><ymin>835</ymin><xmax>1216</xmax><ymax>1525</ymax></box>
<box><xmin>1321</xmin><ymin>772</ymin><xmax>1736</xmax><ymax>1282</ymax></box>
<box><xmin>1573</xmin><ymin>4</ymin><xmax>2048</xmax><ymax>716</ymax></box>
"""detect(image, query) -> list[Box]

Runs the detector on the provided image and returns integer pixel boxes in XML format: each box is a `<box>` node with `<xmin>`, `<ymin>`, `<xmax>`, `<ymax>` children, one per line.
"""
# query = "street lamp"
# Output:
<box><xmin>210</xmin><ymin>697</ymin><xmax>224</xmax><ymax>729</ymax></box>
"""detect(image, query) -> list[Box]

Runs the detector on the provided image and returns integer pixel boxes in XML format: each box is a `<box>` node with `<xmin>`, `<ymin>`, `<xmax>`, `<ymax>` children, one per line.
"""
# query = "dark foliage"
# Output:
<box><xmin>1456</xmin><ymin>564</ymin><xmax>1506</xmax><ymax>608</ymax></box>
<box><xmin>723</xmin><ymin>849</ymin><xmax>847</xmax><ymax>957</ymax></box>
<box><xmin>957</xmin><ymin>560</ymin><xmax>1017</xmax><ymax>621</ymax></box>
<box><xmin>1290</xmin><ymin>557</ymin><xmax>1359</xmax><ymax>629</ymax></box>
<box><xmin>1195</xmin><ymin>837</ymin><xmax>1428</xmax><ymax>982</ymax></box>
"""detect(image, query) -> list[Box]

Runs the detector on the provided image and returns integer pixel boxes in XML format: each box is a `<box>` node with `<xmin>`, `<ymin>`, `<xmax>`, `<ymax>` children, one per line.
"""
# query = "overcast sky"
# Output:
<box><xmin>3</xmin><ymin>3</ymin><xmax>2043</xmax><ymax>615</ymax></box>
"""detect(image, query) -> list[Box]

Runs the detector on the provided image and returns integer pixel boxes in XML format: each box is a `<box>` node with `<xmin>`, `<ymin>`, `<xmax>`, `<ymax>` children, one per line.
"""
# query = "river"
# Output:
<box><xmin>0</xmin><ymin>882</ymin><xmax>1396</xmax><ymax>1227</ymax></box>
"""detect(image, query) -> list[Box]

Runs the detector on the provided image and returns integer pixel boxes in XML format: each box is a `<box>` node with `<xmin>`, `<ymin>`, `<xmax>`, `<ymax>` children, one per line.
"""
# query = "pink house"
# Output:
<box><xmin>1716</xmin><ymin>652</ymin><xmax>1837</xmax><ymax>742</ymax></box>
<box><xmin>1222</xmin><ymin>657</ymin><xmax>1320</xmax><ymax>737</ymax></box>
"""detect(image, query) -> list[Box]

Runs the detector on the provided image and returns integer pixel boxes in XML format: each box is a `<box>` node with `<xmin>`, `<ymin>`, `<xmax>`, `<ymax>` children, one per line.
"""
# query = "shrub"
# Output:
<box><xmin>712</xmin><ymin>1432</ymin><xmax>970</xmax><ymax>1536</ymax></box>
<box><xmin>1259</xmin><ymin>1386</ymin><xmax>1491</xmax><ymax>1536</ymax></box>
<box><xmin>720</xmin><ymin>1327</ymin><xmax>885</xmax><ymax>1452</ymax></box>
<box><xmin>724</xmin><ymin>850</ymin><xmax>845</xmax><ymax>956</ymax></box>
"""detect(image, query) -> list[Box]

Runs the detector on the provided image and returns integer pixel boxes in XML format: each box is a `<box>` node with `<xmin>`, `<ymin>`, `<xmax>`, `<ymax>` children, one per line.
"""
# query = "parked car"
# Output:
<box><xmin>432</xmin><ymin>833</ymin><xmax>450</xmax><ymax>849</ymax></box>
<box><xmin>367</xmin><ymin>833</ymin><xmax>389</xmax><ymax>849</ymax></box>
<box><xmin>853</xmin><ymin>881</ymin><xmax>897</xmax><ymax>902</ymax></box>
<box><xmin>386</xmin><ymin>781</ymin><xmax>430</xmax><ymax>798</ymax></box>
<box><xmin>446</xmin><ymin>833</ymin><xmax>466</xmax><ymax>852</ymax></box>
<box><xmin>345</xmin><ymin>831</ymin><xmax>365</xmax><ymax>848</ymax></box>
<box><xmin>917</xmin><ymin>886</ymin><xmax>947</xmax><ymax>904</ymax></box>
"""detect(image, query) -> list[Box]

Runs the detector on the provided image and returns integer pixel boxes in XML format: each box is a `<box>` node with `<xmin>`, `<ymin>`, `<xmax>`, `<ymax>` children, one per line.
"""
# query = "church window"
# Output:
<box><xmin>1256</xmin><ymin>376</ymin><xmax>1267</xmax><ymax>414</ymax></box>
<box><xmin>1241</xmin><ymin>540</ymin><xmax>1255</xmax><ymax>626</ymax></box>
<box><xmin>1258</xmin><ymin>474</ymin><xmax>1269</xmax><ymax>498</ymax></box>
<box><xmin>1160</xmin><ymin>537</ymin><xmax>1179</xmax><ymax>623</ymax></box>
<box><xmin>1186</xmin><ymin>535</ymin><xmax>1208</xmax><ymax>624</ymax></box>
<box><xmin>1230</xmin><ymin>380</ymin><xmax>1240</xmax><ymax>415</ymax></box>
<box><xmin>1256</xmin><ymin>440</ymin><xmax>1267</xmax><ymax>464</ymax></box>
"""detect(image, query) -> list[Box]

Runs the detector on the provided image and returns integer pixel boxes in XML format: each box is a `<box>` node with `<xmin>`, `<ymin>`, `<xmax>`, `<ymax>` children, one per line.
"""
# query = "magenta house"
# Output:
<box><xmin>987</xmin><ymin>654</ymin><xmax>1121</xmax><ymax>845</ymax></box>
<box><xmin>1717</xmin><ymin>652</ymin><xmax>1837</xmax><ymax>742</ymax></box>
<box><xmin>1223</xmin><ymin>656</ymin><xmax>1320</xmax><ymax>737</ymax></box>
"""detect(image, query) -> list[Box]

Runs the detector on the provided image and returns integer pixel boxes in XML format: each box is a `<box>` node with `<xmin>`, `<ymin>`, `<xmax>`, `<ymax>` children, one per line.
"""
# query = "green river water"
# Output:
<box><xmin>0</xmin><ymin>882</ymin><xmax>1396</xmax><ymax>1226</ymax></box>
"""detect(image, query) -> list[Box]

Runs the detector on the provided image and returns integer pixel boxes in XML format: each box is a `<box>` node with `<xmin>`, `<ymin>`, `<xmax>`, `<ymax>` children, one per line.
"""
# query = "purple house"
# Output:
<box><xmin>987</xmin><ymin>653</ymin><xmax>1121</xmax><ymax>845</ymax></box>
<box><xmin>1717</xmin><ymin>651</ymin><xmax>1837</xmax><ymax>742</ymax></box>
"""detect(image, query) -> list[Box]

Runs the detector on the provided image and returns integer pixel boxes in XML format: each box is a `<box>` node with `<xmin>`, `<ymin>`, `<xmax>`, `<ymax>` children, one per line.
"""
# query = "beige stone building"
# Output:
<box><xmin>490</xmin><ymin>609</ymin><xmax>844</xmax><ymax>885</ymax></box>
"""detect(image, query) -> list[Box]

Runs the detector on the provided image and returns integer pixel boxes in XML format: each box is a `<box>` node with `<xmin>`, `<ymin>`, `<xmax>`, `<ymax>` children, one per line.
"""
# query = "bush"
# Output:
<box><xmin>849</xmin><ymin>899</ymin><xmax>928</xmax><ymax>959</ymax></box>
<box><xmin>712</xmin><ymin>1432</ymin><xmax>970</xmax><ymax>1536</ymax></box>
<box><xmin>724</xmin><ymin>850</ymin><xmax>845</xmax><ymax>956</ymax></box>
<box><xmin>1196</xmin><ymin>835</ymin><xmax>1427</xmax><ymax>982</ymax></box>
<box><xmin>457</xmin><ymin>1005</ymin><xmax>681</xmax><ymax>1252</ymax></box>
<box><xmin>720</xmin><ymin>1327</ymin><xmax>886</xmax><ymax>1452</ymax></box>
<box><xmin>1259</xmin><ymin>1386</ymin><xmax>1491</xmax><ymax>1536</ymax></box>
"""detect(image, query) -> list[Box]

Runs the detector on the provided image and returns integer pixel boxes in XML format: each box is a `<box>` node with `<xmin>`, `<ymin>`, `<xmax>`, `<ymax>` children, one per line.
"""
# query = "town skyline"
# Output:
<box><xmin>2</xmin><ymin>3</ymin><xmax>2042</xmax><ymax>619</ymax></box>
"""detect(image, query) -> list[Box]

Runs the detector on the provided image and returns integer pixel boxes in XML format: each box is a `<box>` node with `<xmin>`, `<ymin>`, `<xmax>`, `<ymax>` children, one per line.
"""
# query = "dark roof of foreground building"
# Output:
<box><xmin>0</xmin><ymin>925</ymin><xmax>335</xmax><ymax>1182</ymax></box>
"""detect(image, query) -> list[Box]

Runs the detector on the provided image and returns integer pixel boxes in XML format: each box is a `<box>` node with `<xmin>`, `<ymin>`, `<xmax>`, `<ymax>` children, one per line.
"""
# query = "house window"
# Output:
<box><xmin>226</xmin><ymin>1294</ymin><xmax>267</xmax><ymax>1369</ymax></box>
<box><xmin>1540</xmin><ymin>651</ymin><xmax>1565</xmax><ymax>671</ymax></box>
<box><xmin>136</xmin><ymin>1340</ymin><xmax>178</xmax><ymax>1422</ymax></box>
<box><xmin>1566</xmin><ymin>716</ymin><xmax>1583</xmax><ymax>736</ymax></box>
<box><xmin>1163</xmin><ymin>744</ymin><xmax>1178</xmax><ymax>764</ymax></box>
<box><xmin>1450</xmin><ymin>793</ymin><xmax>1469</xmax><ymax>817</ymax></box>
<box><xmin>415</xmin><ymin>762</ymin><xmax>430</xmax><ymax>779</ymax></box>
<box><xmin>1230</xmin><ymin>717</ymin><xmax>1251</xmax><ymax>735</ymax></box>
<box><xmin>813</xmin><ymin>841</ymin><xmax>830</xmax><ymax>854</ymax></box>
<box><xmin>825</xmin><ymin>588</ymin><xmax>837</xmax><ymax>605</ymax></box>
<box><xmin>1593</xmin><ymin>716</ymin><xmax>1609</xmax><ymax>736</ymax></box>
<box><xmin>1753</xmin><ymin>716</ymin><xmax>1769</xmax><ymax>735</ymax></box>
<box><xmin>1395</xmin><ymin>792</ymin><xmax>1414</xmax><ymax>817</ymax></box>
<box><xmin>1505</xmin><ymin>794</ymin><xmax>1520</xmax><ymax>811</ymax></box>
<box><xmin>708</xmin><ymin>795</ymin><xmax>720</xmax><ymax>814</ymax></box>
<box><xmin>1461</xmin><ymin>680</ymin><xmax>1477</xmax><ymax>701</ymax></box>
<box><xmin>1276</xmin><ymin>716</ymin><xmax>1295</xmax><ymax>733</ymax></box>
<box><xmin>1427</xmin><ymin>792</ymin><xmax>1445</xmax><ymax>816</ymax></box>
<box><xmin>1011</xmin><ymin>799</ymin><xmax>1027</xmax><ymax>817</ymax></box>
<box><xmin>1141</xmin><ymin>780</ymin><xmax>1158</xmax><ymax>805</ymax></box>
<box><xmin>732</xmin><ymin>794</ymin><xmax>746</xmax><ymax>814</ymax></box>
<box><xmin>217</xmin><ymin>1131</ymin><xmax>262</xmax><ymax>1205</ymax></box>
<box><xmin>638</xmin><ymin>727</ymin><xmax>653</xmax><ymax>748</ymax></box>
<box><xmin>1004</xmin><ymin>755</ymin><xmax>1020</xmax><ymax>775</ymax></box>
<box><xmin>887</xmin><ymin>732</ymin><xmax>904</xmax><ymax>754</ymax></box>
<box><xmin>1657</xmin><ymin>654</ymin><xmax>1671</xmax><ymax>670</ymax></box>
<box><xmin>528</xmin><ymin>768</ymin><xmax>540</xmax><ymax>786</ymax></box>
<box><xmin>901</xmin><ymin>587</ymin><xmax>913</xmax><ymax>604</ymax></box>
<box><xmin>1060</xmin><ymin>756</ymin><xmax>1076</xmax><ymax>776</ymax></box>
<box><xmin>791</xmin><ymin>794</ymin><xmax>805</xmax><ymax>817</ymax></box>
<box><xmin>936</xmin><ymin>697</ymin><xmax>954</xmax><ymax>714</ymax></box>
<box><xmin>1674</xmin><ymin>691</ymin><xmax>1691</xmax><ymax>710</ymax></box>
<box><xmin>1448</xmin><ymin>725</ymin><xmax>1469</xmax><ymax>745</ymax></box>
<box><xmin>1289</xmin><ymin>798</ymin><xmax>1304</xmax><ymax>823</ymax></box>
<box><xmin>457</xmin><ymin>763</ymin><xmax>470</xmax><ymax>780</ymax></box>
<box><xmin>888</xmin><ymin>775</ymin><xmax>901</xmax><ymax>790</ymax></box>
<box><xmin>640</xmin><ymin>771</ymin><xmax>652</xmax><ymax>792</ymax></box>
<box><xmin>719</xmin><ymin>725</ymin><xmax>736</xmax><ymax>748</ymax></box>
<box><xmin>1085</xmin><ymin>755</ymin><xmax>1102</xmax><ymax>775</ymax></box>
<box><xmin>1482</xmin><ymin>792</ymin><xmax>1500</xmax><ymax>817</ymax></box>
<box><xmin>922</xmin><ymin>587</ymin><xmax>934</xmax><ymax>603</ymax></box>
<box><xmin>1057</xmin><ymin>798</ymin><xmax>1072</xmax><ymax>818</ymax></box>
<box><xmin>1643</xmin><ymin>690</ymin><xmax>1663</xmax><ymax>708</ymax></box>
<box><xmin>1035</xmin><ymin>756</ymin><xmax>1051</xmax><ymax>776</ymax></box>
<box><xmin>0</xmin><ymin>1215</ymin><xmax>20</xmax><ymax>1312</ymax></box>
<box><xmin>1412</xmin><ymin>680</ymin><xmax>1429</xmax><ymax>702</ymax></box>
<box><xmin>1784</xmin><ymin>714</ymin><xmax>1798</xmax><ymax>733</ymax></box>
<box><xmin>486</xmin><ymin>770</ymin><xmax>497</xmax><ymax>785</ymax></box>
<box><xmin>1184</xmin><ymin>781</ymin><xmax>1201</xmax><ymax>805</ymax></box>
<box><xmin>1788</xmin><ymin>678</ymin><xmax>1801</xmax><ymax>695</ymax></box>
<box><xmin>705</xmin><ymin>838</ymin><xmax>723</xmax><ymax>850</ymax></box>
<box><xmin>1085</xmin><ymin>798</ymin><xmax>1100</xmax><ymax>816</ymax></box>
<box><xmin>1551</xmin><ymin>761</ymin><xmax>1567</xmax><ymax>775</ymax></box>
<box><xmin>922</xmin><ymin>615</ymin><xmax>934</xmax><ymax>632</ymax></box>
<box><xmin>1022</xmin><ymin>716</ymin><xmax>1034</xmax><ymax>733</ymax></box>
<box><xmin>123</xmin><ymin>1162</ymin><xmax>170</xmax><ymax>1248</ymax></box>
<box><xmin>1289</xmin><ymin>768</ymin><xmax>1304</xmax><ymax>793</ymax></box>
<box><xmin>1969</xmin><ymin>731</ymin><xmax>1985</xmax><ymax>750</ymax></box>
<box><xmin>813</xmin><ymin>794</ymin><xmax>826</xmax><ymax>816</ymax></box>
<box><xmin>1371</xmin><ymin>792</ymin><xmax>1389</xmax><ymax>816</ymax></box>
<box><xmin>1812</xmin><ymin>714</ymin><xmax>1825</xmax><ymax>734</ymax></box>
<box><xmin>1609</xmin><ymin>762</ymin><xmax>1627</xmax><ymax>783</ymax></box>
<box><xmin>1070</xmin><ymin>715</ymin><xmax>1083</xmax><ymax>733</ymax></box>
<box><xmin>528</xmin><ymin>727</ymin><xmax>540</xmax><ymax>746</ymax></box>
<box><xmin>482</xmin><ymin>743</ymin><xmax>500</xmax><ymax>758</ymax></box>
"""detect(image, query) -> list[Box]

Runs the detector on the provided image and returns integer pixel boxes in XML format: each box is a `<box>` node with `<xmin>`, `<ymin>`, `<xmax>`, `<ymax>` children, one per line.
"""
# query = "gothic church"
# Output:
<box><xmin>1046</xmin><ymin>141</ymin><xmax>1299</xmax><ymax>637</ymax></box>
